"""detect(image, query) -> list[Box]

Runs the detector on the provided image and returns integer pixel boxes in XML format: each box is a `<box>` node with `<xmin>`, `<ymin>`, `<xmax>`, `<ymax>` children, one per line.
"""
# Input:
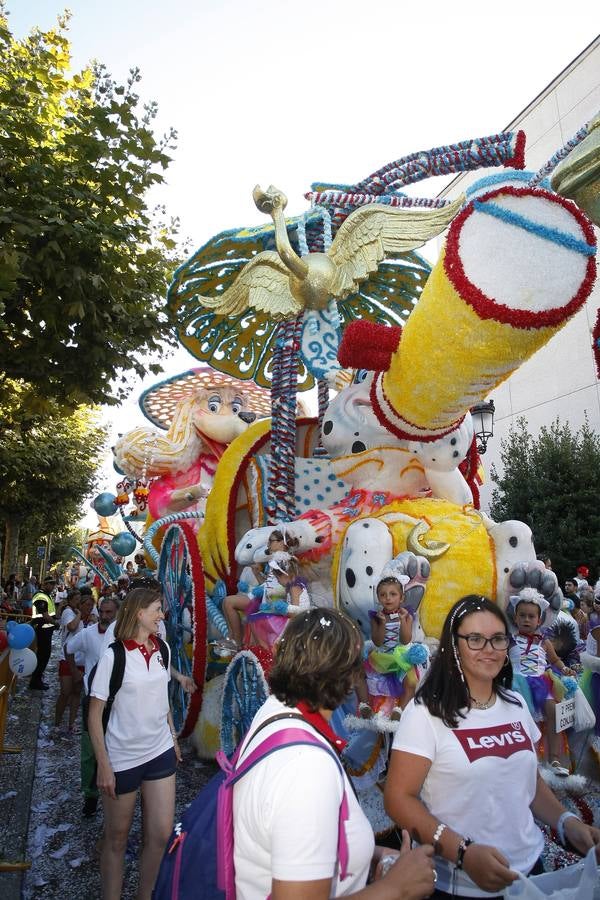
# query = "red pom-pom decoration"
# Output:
<box><xmin>338</xmin><ymin>320</ymin><xmax>402</xmax><ymax>372</ymax></box>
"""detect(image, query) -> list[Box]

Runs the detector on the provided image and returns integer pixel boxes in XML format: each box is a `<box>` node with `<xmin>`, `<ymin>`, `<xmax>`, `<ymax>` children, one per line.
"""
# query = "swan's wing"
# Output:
<box><xmin>328</xmin><ymin>194</ymin><xmax>465</xmax><ymax>298</ymax></box>
<box><xmin>196</xmin><ymin>251</ymin><xmax>302</xmax><ymax>319</ymax></box>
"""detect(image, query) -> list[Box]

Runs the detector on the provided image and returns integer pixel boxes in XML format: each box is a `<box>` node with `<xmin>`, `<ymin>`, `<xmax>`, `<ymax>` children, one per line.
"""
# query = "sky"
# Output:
<box><xmin>8</xmin><ymin>1</ymin><xmax>600</xmax><ymax>525</ymax></box>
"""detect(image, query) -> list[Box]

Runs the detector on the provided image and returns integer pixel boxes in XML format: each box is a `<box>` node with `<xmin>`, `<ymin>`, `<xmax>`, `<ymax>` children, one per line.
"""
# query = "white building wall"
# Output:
<box><xmin>438</xmin><ymin>37</ymin><xmax>600</xmax><ymax>510</ymax></box>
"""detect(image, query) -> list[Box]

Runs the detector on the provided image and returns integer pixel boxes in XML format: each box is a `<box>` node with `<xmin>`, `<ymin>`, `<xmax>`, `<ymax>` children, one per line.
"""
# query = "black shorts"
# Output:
<box><xmin>114</xmin><ymin>747</ymin><xmax>176</xmax><ymax>795</ymax></box>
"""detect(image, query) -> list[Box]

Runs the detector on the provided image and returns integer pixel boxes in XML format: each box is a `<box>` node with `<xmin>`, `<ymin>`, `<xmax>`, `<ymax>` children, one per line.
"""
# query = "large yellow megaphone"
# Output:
<box><xmin>371</xmin><ymin>186</ymin><xmax>596</xmax><ymax>440</ymax></box>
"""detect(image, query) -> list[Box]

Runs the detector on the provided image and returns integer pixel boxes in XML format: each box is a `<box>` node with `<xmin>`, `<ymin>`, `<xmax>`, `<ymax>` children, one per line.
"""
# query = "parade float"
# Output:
<box><xmin>96</xmin><ymin>117</ymin><xmax>600</xmax><ymax>793</ymax></box>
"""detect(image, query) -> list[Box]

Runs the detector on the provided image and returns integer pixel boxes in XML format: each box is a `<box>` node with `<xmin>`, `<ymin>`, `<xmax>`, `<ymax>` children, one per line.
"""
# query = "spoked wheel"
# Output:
<box><xmin>158</xmin><ymin>522</ymin><xmax>207</xmax><ymax>738</ymax></box>
<box><xmin>220</xmin><ymin>650</ymin><xmax>270</xmax><ymax>757</ymax></box>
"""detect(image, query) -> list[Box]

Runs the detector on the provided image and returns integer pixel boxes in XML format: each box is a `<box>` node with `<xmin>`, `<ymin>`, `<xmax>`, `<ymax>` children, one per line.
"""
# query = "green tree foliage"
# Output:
<box><xmin>0</xmin><ymin>382</ymin><xmax>107</xmax><ymax>576</ymax></box>
<box><xmin>0</xmin><ymin>7</ymin><xmax>181</xmax><ymax>409</ymax></box>
<box><xmin>490</xmin><ymin>417</ymin><xmax>600</xmax><ymax>584</ymax></box>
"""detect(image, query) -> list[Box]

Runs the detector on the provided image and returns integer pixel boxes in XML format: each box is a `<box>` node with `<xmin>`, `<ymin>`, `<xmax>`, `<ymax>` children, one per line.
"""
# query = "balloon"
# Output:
<box><xmin>6</xmin><ymin>620</ymin><xmax>16</xmax><ymax>632</ymax></box>
<box><xmin>93</xmin><ymin>491</ymin><xmax>117</xmax><ymax>517</ymax></box>
<box><xmin>8</xmin><ymin>622</ymin><xmax>35</xmax><ymax>650</ymax></box>
<box><xmin>111</xmin><ymin>531</ymin><xmax>136</xmax><ymax>557</ymax></box>
<box><xmin>9</xmin><ymin>647</ymin><xmax>37</xmax><ymax>677</ymax></box>
<box><xmin>0</xmin><ymin>631</ymin><xmax>7</xmax><ymax>651</ymax></box>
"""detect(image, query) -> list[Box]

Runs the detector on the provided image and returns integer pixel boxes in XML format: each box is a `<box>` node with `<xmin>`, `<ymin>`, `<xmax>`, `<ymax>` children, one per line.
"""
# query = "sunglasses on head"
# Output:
<box><xmin>129</xmin><ymin>576</ymin><xmax>162</xmax><ymax>591</ymax></box>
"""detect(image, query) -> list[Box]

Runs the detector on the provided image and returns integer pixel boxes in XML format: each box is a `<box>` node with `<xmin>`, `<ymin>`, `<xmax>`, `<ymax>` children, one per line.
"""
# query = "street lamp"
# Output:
<box><xmin>470</xmin><ymin>400</ymin><xmax>495</xmax><ymax>454</ymax></box>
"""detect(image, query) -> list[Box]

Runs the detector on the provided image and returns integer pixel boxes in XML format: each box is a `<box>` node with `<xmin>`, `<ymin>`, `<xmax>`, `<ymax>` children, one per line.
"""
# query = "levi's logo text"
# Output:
<box><xmin>453</xmin><ymin>722</ymin><xmax>533</xmax><ymax>762</ymax></box>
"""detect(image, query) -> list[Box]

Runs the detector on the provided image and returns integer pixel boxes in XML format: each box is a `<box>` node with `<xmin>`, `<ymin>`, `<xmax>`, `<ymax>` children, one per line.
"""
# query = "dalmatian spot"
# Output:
<box><xmin>450</xmin><ymin>437</ymin><xmax>457</xmax><ymax>445</ymax></box>
<box><xmin>323</xmin><ymin>420</ymin><xmax>333</xmax><ymax>435</ymax></box>
<box><xmin>509</xmin><ymin>536</ymin><xmax>518</xmax><ymax>548</ymax></box>
<box><xmin>352</xmin><ymin>441</ymin><xmax>367</xmax><ymax>454</ymax></box>
<box><xmin>345</xmin><ymin>568</ymin><xmax>356</xmax><ymax>588</ymax></box>
<box><xmin>366</xmin><ymin>566</ymin><xmax>373</xmax><ymax>575</ymax></box>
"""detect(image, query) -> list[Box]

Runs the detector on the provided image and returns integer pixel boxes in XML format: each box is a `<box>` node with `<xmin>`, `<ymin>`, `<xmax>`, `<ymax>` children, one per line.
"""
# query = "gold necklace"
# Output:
<box><xmin>470</xmin><ymin>690</ymin><xmax>495</xmax><ymax>710</ymax></box>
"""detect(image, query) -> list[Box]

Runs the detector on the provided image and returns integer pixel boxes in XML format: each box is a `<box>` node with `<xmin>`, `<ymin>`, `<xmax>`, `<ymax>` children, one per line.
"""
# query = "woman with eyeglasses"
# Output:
<box><xmin>384</xmin><ymin>595</ymin><xmax>600</xmax><ymax>899</ymax></box>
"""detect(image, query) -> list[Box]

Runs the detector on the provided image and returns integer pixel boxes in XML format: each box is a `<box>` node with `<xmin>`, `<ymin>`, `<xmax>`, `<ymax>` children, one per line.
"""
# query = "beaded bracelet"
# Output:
<box><xmin>557</xmin><ymin>811</ymin><xmax>580</xmax><ymax>846</ymax></box>
<box><xmin>456</xmin><ymin>837</ymin><xmax>474</xmax><ymax>870</ymax></box>
<box><xmin>432</xmin><ymin>822</ymin><xmax>447</xmax><ymax>851</ymax></box>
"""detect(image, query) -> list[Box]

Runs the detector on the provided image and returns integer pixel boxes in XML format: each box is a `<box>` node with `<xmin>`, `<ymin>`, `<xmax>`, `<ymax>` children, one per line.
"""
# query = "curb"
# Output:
<box><xmin>0</xmin><ymin>679</ymin><xmax>43</xmax><ymax>900</ymax></box>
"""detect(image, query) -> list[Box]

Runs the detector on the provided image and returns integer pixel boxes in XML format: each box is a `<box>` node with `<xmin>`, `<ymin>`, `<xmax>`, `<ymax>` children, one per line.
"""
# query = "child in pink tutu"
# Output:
<box><xmin>246</xmin><ymin>553</ymin><xmax>312</xmax><ymax>649</ymax></box>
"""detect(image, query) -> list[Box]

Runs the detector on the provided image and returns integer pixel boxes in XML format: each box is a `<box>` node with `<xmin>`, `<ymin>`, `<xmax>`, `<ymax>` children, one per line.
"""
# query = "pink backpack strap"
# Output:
<box><xmin>217</xmin><ymin>726</ymin><xmax>350</xmax><ymax>899</ymax></box>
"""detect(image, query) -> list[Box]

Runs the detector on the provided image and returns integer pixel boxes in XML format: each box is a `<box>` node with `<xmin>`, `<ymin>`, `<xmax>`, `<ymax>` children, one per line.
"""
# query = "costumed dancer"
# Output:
<box><xmin>580</xmin><ymin>595</ymin><xmax>600</xmax><ymax>759</ymax></box>
<box><xmin>246</xmin><ymin>552</ymin><xmax>312</xmax><ymax>650</ymax></box>
<box><xmin>221</xmin><ymin>528</ymin><xmax>299</xmax><ymax>650</ymax></box>
<box><xmin>508</xmin><ymin>588</ymin><xmax>576</xmax><ymax>776</ymax></box>
<box><xmin>360</xmin><ymin>573</ymin><xmax>428</xmax><ymax>721</ymax></box>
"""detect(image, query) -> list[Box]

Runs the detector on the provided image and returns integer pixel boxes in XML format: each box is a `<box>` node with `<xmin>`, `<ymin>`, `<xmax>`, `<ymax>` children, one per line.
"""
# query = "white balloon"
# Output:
<box><xmin>9</xmin><ymin>647</ymin><xmax>37</xmax><ymax>677</ymax></box>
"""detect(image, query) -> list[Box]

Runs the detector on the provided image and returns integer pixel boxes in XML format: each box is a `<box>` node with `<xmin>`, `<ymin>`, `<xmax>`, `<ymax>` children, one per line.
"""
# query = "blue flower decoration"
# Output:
<box><xmin>562</xmin><ymin>676</ymin><xmax>578</xmax><ymax>699</ymax></box>
<box><xmin>407</xmin><ymin>643</ymin><xmax>429</xmax><ymax>665</ymax></box>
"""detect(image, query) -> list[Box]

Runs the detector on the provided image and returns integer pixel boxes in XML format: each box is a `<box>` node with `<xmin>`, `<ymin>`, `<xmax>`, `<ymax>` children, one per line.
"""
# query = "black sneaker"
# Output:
<box><xmin>82</xmin><ymin>796</ymin><xmax>98</xmax><ymax>818</ymax></box>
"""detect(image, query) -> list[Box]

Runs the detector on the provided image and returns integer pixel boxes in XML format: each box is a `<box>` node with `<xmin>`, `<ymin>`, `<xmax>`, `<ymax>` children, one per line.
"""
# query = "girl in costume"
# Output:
<box><xmin>221</xmin><ymin>528</ymin><xmax>300</xmax><ymax>650</ymax></box>
<box><xmin>508</xmin><ymin>587</ymin><xmax>576</xmax><ymax>777</ymax></box>
<box><xmin>246</xmin><ymin>552</ymin><xmax>312</xmax><ymax>650</ymax></box>
<box><xmin>580</xmin><ymin>595</ymin><xmax>600</xmax><ymax>757</ymax></box>
<box><xmin>361</xmin><ymin>574</ymin><xmax>427</xmax><ymax>721</ymax></box>
<box><xmin>386</xmin><ymin>595</ymin><xmax>600</xmax><ymax>899</ymax></box>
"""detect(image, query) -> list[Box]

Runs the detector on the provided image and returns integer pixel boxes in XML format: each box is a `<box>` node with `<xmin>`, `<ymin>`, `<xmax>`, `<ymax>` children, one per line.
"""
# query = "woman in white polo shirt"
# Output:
<box><xmin>89</xmin><ymin>586</ymin><xmax>181</xmax><ymax>900</ymax></box>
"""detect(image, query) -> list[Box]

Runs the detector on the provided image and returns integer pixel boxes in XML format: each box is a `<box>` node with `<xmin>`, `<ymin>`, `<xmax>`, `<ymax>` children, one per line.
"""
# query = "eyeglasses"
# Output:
<box><xmin>456</xmin><ymin>633</ymin><xmax>510</xmax><ymax>651</ymax></box>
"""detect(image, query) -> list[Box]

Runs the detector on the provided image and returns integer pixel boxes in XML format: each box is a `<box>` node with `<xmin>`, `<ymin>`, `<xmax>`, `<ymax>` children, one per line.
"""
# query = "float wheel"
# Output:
<box><xmin>158</xmin><ymin>522</ymin><xmax>207</xmax><ymax>738</ymax></box>
<box><xmin>220</xmin><ymin>650</ymin><xmax>270</xmax><ymax>757</ymax></box>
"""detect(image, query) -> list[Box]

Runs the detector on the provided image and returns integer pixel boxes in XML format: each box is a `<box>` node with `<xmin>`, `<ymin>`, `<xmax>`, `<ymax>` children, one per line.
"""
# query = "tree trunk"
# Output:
<box><xmin>2</xmin><ymin>516</ymin><xmax>21</xmax><ymax>579</ymax></box>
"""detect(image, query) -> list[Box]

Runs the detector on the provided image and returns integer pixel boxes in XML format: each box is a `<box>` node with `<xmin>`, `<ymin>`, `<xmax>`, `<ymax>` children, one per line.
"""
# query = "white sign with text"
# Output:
<box><xmin>555</xmin><ymin>697</ymin><xmax>576</xmax><ymax>733</ymax></box>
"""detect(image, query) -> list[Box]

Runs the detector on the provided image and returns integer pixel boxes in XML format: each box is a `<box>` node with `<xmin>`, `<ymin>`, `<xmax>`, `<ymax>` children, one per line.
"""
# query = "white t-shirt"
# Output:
<box><xmin>90</xmin><ymin>636</ymin><xmax>172</xmax><ymax>772</ymax></box>
<box><xmin>392</xmin><ymin>693</ymin><xmax>543</xmax><ymax>897</ymax></box>
<box><xmin>60</xmin><ymin>607</ymin><xmax>83</xmax><ymax>661</ymax></box>
<box><xmin>586</xmin><ymin>622</ymin><xmax>599</xmax><ymax>655</ymax></box>
<box><xmin>100</xmin><ymin>617</ymin><xmax>167</xmax><ymax>653</ymax></box>
<box><xmin>234</xmin><ymin>695</ymin><xmax>374</xmax><ymax>899</ymax></box>
<box><xmin>66</xmin><ymin>624</ymin><xmax>110</xmax><ymax>691</ymax></box>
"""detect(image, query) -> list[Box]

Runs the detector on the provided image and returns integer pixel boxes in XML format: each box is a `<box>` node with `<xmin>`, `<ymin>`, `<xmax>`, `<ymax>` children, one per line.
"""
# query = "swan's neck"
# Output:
<box><xmin>272</xmin><ymin>206</ymin><xmax>308</xmax><ymax>280</ymax></box>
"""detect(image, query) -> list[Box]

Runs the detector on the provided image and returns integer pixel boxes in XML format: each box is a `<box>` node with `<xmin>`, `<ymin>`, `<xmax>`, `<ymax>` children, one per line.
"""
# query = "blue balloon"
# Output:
<box><xmin>111</xmin><ymin>531</ymin><xmax>137</xmax><ymax>557</ymax></box>
<box><xmin>93</xmin><ymin>491</ymin><xmax>117</xmax><ymax>517</ymax></box>
<box><xmin>8</xmin><ymin>622</ymin><xmax>35</xmax><ymax>650</ymax></box>
<box><xmin>6</xmin><ymin>620</ymin><xmax>17</xmax><ymax>632</ymax></box>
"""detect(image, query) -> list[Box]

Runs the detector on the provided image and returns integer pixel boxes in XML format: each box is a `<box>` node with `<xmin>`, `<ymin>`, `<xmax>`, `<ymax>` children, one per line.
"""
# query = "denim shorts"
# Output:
<box><xmin>114</xmin><ymin>746</ymin><xmax>176</xmax><ymax>795</ymax></box>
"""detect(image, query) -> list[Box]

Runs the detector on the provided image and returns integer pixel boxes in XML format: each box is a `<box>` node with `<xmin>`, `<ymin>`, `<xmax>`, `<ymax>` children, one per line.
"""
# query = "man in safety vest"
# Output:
<box><xmin>29</xmin><ymin>577</ymin><xmax>58</xmax><ymax>690</ymax></box>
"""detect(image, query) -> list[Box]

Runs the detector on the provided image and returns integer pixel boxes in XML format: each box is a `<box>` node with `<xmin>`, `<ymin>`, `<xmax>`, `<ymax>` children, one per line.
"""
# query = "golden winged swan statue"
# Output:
<box><xmin>195</xmin><ymin>186</ymin><xmax>465</xmax><ymax>320</ymax></box>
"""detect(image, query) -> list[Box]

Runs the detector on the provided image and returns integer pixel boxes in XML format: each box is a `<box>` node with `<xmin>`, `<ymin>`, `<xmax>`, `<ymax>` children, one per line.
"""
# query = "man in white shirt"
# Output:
<box><xmin>66</xmin><ymin>596</ymin><xmax>119</xmax><ymax>817</ymax></box>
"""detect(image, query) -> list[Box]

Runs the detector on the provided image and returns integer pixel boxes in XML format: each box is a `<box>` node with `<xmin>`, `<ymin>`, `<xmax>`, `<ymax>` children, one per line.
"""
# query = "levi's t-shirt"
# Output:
<box><xmin>392</xmin><ymin>692</ymin><xmax>543</xmax><ymax>897</ymax></box>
